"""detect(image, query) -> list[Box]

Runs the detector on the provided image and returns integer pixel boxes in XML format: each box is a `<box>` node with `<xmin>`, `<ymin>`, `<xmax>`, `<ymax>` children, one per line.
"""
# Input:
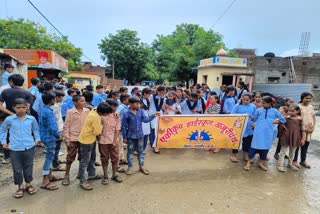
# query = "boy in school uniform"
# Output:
<box><xmin>62</xmin><ymin>95</ymin><xmax>90</xmax><ymax>186</ymax></box>
<box><xmin>0</xmin><ymin>98</ymin><xmax>40</xmax><ymax>198</ymax></box>
<box><xmin>122</xmin><ymin>97</ymin><xmax>159</xmax><ymax>175</ymax></box>
<box><xmin>39</xmin><ymin>92</ymin><xmax>61</xmax><ymax>191</ymax></box>
<box><xmin>78</xmin><ymin>102</ymin><xmax>112</xmax><ymax>190</ymax></box>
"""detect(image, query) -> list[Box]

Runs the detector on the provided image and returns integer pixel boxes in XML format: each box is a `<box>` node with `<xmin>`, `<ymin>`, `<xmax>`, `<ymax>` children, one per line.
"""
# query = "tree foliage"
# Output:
<box><xmin>98</xmin><ymin>29</ymin><xmax>149</xmax><ymax>83</ymax></box>
<box><xmin>0</xmin><ymin>18</ymin><xmax>83</xmax><ymax>70</ymax></box>
<box><xmin>152</xmin><ymin>23</ymin><xmax>229</xmax><ymax>82</ymax></box>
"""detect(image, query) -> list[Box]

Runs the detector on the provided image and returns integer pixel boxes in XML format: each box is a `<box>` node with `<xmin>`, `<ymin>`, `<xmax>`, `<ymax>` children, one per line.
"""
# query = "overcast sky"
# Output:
<box><xmin>1</xmin><ymin>0</ymin><xmax>319</xmax><ymax>66</ymax></box>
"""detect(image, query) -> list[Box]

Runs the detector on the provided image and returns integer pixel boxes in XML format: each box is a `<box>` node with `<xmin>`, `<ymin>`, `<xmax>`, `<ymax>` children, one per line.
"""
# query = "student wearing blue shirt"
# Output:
<box><xmin>39</xmin><ymin>92</ymin><xmax>60</xmax><ymax>191</ymax></box>
<box><xmin>121</xmin><ymin>96</ymin><xmax>159</xmax><ymax>176</ymax></box>
<box><xmin>61</xmin><ymin>88</ymin><xmax>77</xmax><ymax>120</ymax></box>
<box><xmin>0</xmin><ymin>98</ymin><xmax>40</xmax><ymax>198</ymax></box>
<box><xmin>230</xmin><ymin>93</ymin><xmax>256</xmax><ymax>162</ymax></box>
<box><xmin>92</xmin><ymin>85</ymin><xmax>107</xmax><ymax>107</ymax></box>
<box><xmin>221</xmin><ymin>85</ymin><xmax>237</xmax><ymax>114</ymax></box>
<box><xmin>180</xmin><ymin>92</ymin><xmax>203</xmax><ymax>114</ymax></box>
<box><xmin>1</xmin><ymin>64</ymin><xmax>14</xmax><ymax>87</ymax></box>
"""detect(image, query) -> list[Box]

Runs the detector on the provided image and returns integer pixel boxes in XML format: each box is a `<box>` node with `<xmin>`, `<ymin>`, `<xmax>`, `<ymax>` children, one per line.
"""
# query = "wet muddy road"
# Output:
<box><xmin>0</xmin><ymin>118</ymin><xmax>319</xmax><ymax>214</ymax></box>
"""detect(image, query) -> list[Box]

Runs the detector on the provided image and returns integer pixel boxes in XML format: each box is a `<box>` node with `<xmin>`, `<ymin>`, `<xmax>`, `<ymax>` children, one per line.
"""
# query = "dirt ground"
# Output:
<box><xmin>0</xmin><ymin>118</ymin><xmax>319</xmax><ymax>214</ymax></box>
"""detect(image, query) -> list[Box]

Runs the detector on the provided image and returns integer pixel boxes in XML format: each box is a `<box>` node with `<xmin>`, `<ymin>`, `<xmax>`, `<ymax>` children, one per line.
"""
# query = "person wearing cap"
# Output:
<box><xmin>1</xmin><ymin>64</ymin><xmax>14</xmax><ymax>87</ymax></box>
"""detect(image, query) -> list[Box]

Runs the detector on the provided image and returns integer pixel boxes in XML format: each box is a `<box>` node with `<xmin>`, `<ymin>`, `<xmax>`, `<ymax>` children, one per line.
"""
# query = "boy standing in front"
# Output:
<box><xmin>122</xmin><ymin>97</ymin><xmax>159</xmax><ymax>175</ymax></box>
<box><xmin>78</xmin><ymin>102</ymin><xmax>111</xmax><ymax>190</ymax></box>
<box><xmin>0</xmin><ymin>98</ymin><xmax>40</xmax><ymax>198</ymax></box>
<box><xmin>39</xmin><ymin>92</ymin><xmax>61</xmax><ymax>191</ymax></box>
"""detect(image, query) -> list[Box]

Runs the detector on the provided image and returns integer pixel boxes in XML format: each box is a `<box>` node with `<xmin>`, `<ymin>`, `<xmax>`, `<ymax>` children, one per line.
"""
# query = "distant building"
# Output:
<box><xmin>197</xmin><ymin>48</ymin><xmax>254</xmax><ymax>89</ymax></box>
<box><xmin>232</xmin><ymin>48</ymin><xmax>256</xmax><ymax>58</ymax></box>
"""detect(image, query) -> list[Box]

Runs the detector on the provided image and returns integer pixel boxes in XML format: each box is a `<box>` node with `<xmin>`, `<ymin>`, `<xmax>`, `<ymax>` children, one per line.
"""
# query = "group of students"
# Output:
<box><xmin>0</xmin><ymin>76</ymin><xmax>316</xmax><ymax>199</ymax></box>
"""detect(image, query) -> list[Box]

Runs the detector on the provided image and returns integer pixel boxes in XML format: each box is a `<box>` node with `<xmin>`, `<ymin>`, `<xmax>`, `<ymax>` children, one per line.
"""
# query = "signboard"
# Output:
<box><xmin>156</xmin><ymin>115</ymin><xmax>247</xmax><ymax>149</ymax></box>
<box><xmin>3</xmin><ymin>49</ymin><xmax>68</xmax><ymax>72</ymax></box>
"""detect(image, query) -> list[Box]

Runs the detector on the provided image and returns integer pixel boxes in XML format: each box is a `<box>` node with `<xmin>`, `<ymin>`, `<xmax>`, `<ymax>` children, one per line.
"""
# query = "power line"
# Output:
<box><xmin>26</xmin><ymin>0</ymin><xmax>98</xmax><ymax>65</ymax></box>
<box><xmin>210</xmin><ymin>0</ymin><xmax>238</xmax><ymax>29</ymax></box>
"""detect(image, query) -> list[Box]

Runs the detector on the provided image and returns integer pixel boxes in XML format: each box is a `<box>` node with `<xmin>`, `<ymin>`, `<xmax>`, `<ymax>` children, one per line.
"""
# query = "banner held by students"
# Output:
<box><xmin>156</xmin><ymin>115</ymin><xmax>247</xmax><ymax>149</ymax></box>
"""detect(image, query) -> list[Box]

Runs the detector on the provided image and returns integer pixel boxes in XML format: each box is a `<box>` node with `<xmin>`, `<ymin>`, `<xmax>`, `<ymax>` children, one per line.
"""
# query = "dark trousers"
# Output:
<box><xmin>11</xmin><ymin>147</ymin><xmax>35</xmax><ymax>185</ymax></box>
<box><xmin>275</xmin><ymin>141</ymin><xmax>282</xmax><ymax>154</ymax></box>
<box><xmin>294</xmin><ymin>141</ymin><xmax>310</xmax><ymax>162</ymax></box>
<box><xmin>52</xmin><ymin>140</ymin><xmax>62</xmax><ymax>168</ymax></box>
<box><xmin>79</xmin><ymin>143</ymin><xmax>96</xmax><ymax>184</ymax></box>
<box><xmin>4</xmin><ymin>130</ymin><xmax>10</xmax><ymax>160</ymax></box>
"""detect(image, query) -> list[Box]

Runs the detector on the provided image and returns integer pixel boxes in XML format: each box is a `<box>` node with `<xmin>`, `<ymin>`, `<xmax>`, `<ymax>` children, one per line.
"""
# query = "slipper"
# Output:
<box><xmin>258</xmin><ymin>164</ymin><xmax>269</xmax><ymax>171</ymax></box>
<box><xmin>88</xmin><ymin>175</ymin><xmax>103</xmax><ymax>180</ymax></box>
<box><xmin>126</xmin><ymin>168</ymin><xmax>133</xmax><ymax>175</ymax></box>
<box><xmin>111</xmin><ymin>175</ymin><xmax>123</xmax><ymax>183</ymax></box>
<box><xmin>25</xmin><ymin>185</ymin><xmax>38</xmax><ymax>195</ymax></box>
<box><xmin>80</xmin><ymin>182</ymin><xmax>93</xmax><ymax>191</ymax></box>
<box><xmin>153</xmin><ymin>150</ymin><xmax>160</xmax><ymax>154</ymax></box>
<box><xmin>52</xmin><ymin>165</ymin><xmax>66</xmax><ymax>171</ymax></box>
<box><xmin>139</xmin><ymin>168</ymin><xmax>150</xmax><ymax>175</ymax></box>
<box><xmin>243</xmin><ymin>166</ymin><xmax>250</xmax><ymax>171</ymax></box>
<box><xmin>13</xmin><ymin>188</ymin><xmax>24</xmax><ymax>199</ymax></box>
<box><xmin>117</xmin><ymin>167</ymin><xmax>126</xmax><ymax>173</ymax></box>
<box><xmin>49</xmin><ymin>175</ymin><xmax>63</xmax><ymax>182</ymax></box>
<box><xmin>213</xmin><ymin>148</ymin><xmax>221</xmax><ymax>153</ymax></box>
<box><xmin>41</xmin><ymin>183</ymin><xmax>59</xmax><ymax>191</ymax></box>
<box><xmin>62</xmin><ymin>177</ymin><xmax>70</xmax><ymax>186</ymax></box>
<box><xmin>230</xmin><ymin>157</ymin><xmax>239</xmax><ymax>163</ymax></box>
<box><xmin>300</xmin><ymin>162</ymin><xmax>311</xmax><ymax>169</ymax></box>
<box><xmin>59</xmin><ymin>160</ymin><xmax>67</xmax><ymax>164</ymax></box>
<box><xmin>101</xmin><ymin>177</ymin><xmax>109</xmax><ymax>185</ymax></box>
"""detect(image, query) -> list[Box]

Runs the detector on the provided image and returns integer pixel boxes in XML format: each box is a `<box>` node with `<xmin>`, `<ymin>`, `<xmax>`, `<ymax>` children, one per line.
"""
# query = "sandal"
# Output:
<box><xmin>41</xmin><ymin>182</ymin><xmax>59</xmax><ymax>191</ymax></box>
<box><xmin>213</xmin><ymin>148</ymin><xmax>221</xmax><ymax>153</ymax></box>
<box><xmin>139</xmin><ymin>168</ymin><xmax>150</xmax><ymax>175</ymax></box>
<box><xmin>111</xmin><ymin>175</ymin><xmax>123</xmax><ymax>183</ymax></box>
<box><xmin>230</xmin><ymin>156</ymin><xmax>239</xmax><ymax>163</ymax></box>
<box><xmin>300</xmin><ymin>162</ymin><xmax>311</xmax><ymax>169</ymax></box>
<box><xmin>25</xmin><ymin>185</ymin><xmax>38</xmax><ymax>195</ymax></box>
<box><xmin>88</xmin><ymin>175</ymin><xmax>103</xmax><ymax>180</ymax></box>
<box><xmin>125</xmin><ymin>168</ymin><xmax>133</xmax><ymax>175</ymax></box>
<box><xmin>101</xmin><ymin>177</ymin><xmax>109</xmax><ymax>185</ymax></box>
<box><xmin>52</xmin><ymin>165</ymin><xmax>66</xmax><ymax>171</ymax></box>
<box><xmin>49</xmin><ymin>175</ymin><xmax>63</xmax><ymax>182</ymax></box>
<box><xmin>258</xmin><ymin>164</ymin><xmax>269</xmax><ymax>171</ymax></box>
<box><xmin>117</xmin><ymin>167</ymin><xmax>126</xmax><ymax>173</ymax></box>
<box><xmin>243</xmin><ymin>166</ymin><xmax>250</xmax><ymax>171</ymax></box>
<box><xmin>62</xmin><ymin>176</ymin><xmax>70</xmax><ymax>186</ymax></box>
<box><xmin>153</xmin><ymin>149</ymin><xmax>160</xmax><ymax>154</ymax></box>
<box><xmin>80</xmin><ymin>182</ymin><xmax>93</xmax><ymax>191</ymax></box>
<box><xmin>13</xmin><ymin>188</ymin><xmax>24</xmax><ymax>198</ymax></box>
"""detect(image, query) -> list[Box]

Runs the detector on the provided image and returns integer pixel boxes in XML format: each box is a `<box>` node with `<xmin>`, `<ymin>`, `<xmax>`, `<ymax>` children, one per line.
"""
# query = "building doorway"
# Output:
<box><xmin>222</xmin><ymin>75</ymin><xmax>233</xmax><ymax>86</ymax></box>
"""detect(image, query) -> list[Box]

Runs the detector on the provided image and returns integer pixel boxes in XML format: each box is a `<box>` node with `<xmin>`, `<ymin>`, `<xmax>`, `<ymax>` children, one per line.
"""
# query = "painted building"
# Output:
<box><xmin>197</xmin><ymin>48</ymin><xmax>253</xmax><ymax>89</ymax></box>
<box><xmin>68</xmin><ymin>71</ymin><xmax>101</xmax><ymax>90</ymax></box>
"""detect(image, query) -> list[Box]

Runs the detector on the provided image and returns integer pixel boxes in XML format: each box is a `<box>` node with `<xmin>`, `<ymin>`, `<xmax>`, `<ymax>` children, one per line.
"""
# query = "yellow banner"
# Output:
<box><xmin>156</xmin><ymin>115</ymin><xmax>247</xmax><ymax>149</ymax></box>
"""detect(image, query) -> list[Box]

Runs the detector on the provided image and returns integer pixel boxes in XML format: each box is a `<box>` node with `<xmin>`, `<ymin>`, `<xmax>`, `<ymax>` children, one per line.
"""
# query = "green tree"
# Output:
<box><xmin>152</xmin><ymin>23</ymin><xmax>229</xmax><ymax>83</ymax></box>
<box><xmin>98</xmin><ymin>29</ymin><xmax>149</xmax><ymax>83</ymax></box>
<box><xmin>0</xmin><ymin>18</ymin><xmax>83</xmax><ymax>70</ymax></box>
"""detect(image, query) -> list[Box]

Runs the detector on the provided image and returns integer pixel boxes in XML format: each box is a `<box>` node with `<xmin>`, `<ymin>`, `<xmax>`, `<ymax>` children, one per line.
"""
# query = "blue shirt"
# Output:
<box><xmin>180</xmin><ymin>100</ymin><xmax>202</xmax><ymax>115</ymax></box>
<box><xmin>92</xmin><ymin>92</ymin><xmax>107</xmax><ymax>107</ymax></box>
<box><xmin>1</xmin><ymin>71</ymin><xmax>11</xmax><ymax>87</ymax></box>
<box><xmin>231</xmin><ymin>103</ymin><xmax>256</xmax><ymax>137</ymax></box>
<box><xmin>39</xmin><ymin>105</ymin><xmax>60</xmax><ymax>143</ymax></box>
<box><xmin>223</xmin><ymin>96</ymin><xmax>237</xmax><ymax>114</ymax></box>
<box><xmin>0</xmin><ymin>115</ymin><xmax>40</xmax><ymax>151</ymax></box>
<box><xmin>29</xmin><ymin>85</ymin><xmax>40</xmax><ymax>98</ymax></box>
<box><xmin>32</xmin><ymin>92</ymin><xmax>44</xmax><ymax>113</ymax></box>
<box><xmin>116</xmin><ymin>103</ymin><xmax>129</xmax><ymax>121</ymax></box>
<box><xmin>121</xmin><ymin>109</ymin><xmax>155</xmax><ymax>139</ymax></box>
<box><xmin>61</xmin><ymin>95</ymin><xmax>75</xmax><ymax>118</ymax></box>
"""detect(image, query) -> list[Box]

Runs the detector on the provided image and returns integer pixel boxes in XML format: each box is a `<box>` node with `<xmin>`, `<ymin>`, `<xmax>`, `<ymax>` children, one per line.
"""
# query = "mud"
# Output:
<box><xmin>0</xmin><ymin>118</ymin><xmax>319</xmax><ymax>214</ymax></box>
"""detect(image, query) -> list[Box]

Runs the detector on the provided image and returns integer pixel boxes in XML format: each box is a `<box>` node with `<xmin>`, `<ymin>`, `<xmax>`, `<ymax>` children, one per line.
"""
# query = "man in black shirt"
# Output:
<box><xmin>0</xmin><ymin>74</ymin><xmax>33</xmax><ymax>163</ymax></box>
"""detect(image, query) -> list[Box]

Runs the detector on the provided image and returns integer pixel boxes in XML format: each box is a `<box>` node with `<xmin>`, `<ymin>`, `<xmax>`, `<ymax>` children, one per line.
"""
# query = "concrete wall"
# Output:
<box><xmin>69</xmin><ymin>72</ymin><xmax>101</xmax><ymax>90</ymax></box>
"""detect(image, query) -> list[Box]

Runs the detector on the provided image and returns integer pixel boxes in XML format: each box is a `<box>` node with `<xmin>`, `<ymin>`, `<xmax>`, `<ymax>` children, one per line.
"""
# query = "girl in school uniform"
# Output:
<box><xmin>230</xmin><ymin>93</ymin><xmax>256</xmax><ymax>162</ymax></box>
<box><xmin>293</xmin><ymin>92</ymin><xmax>316</xmax><ymax>169</ymax></box>
<box><xmin>162</xmin><ymin>91</ymin><xmax>181</xmax><ymax>115</ymax></box>
<box><xmin>244</xmin><ymin>96</ymin><xmax>286</xmax><ymax>171</ymax></box>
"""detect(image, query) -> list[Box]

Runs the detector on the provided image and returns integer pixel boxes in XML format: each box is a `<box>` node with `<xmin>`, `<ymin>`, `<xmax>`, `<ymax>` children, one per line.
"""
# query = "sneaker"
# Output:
<box><xmin>2</xmin><ymin>158</ymin><xmax>11</xmax><ymax>164</ymax></box>
<box><xmin>288</xmin><ymin>164</ymin><xmax>299</xmax><ymax>171</ymax></box>
<box><xmin>58</xmin><ymin>151</ymin><xmax>64</xmax><ymax>156</ymax></box>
